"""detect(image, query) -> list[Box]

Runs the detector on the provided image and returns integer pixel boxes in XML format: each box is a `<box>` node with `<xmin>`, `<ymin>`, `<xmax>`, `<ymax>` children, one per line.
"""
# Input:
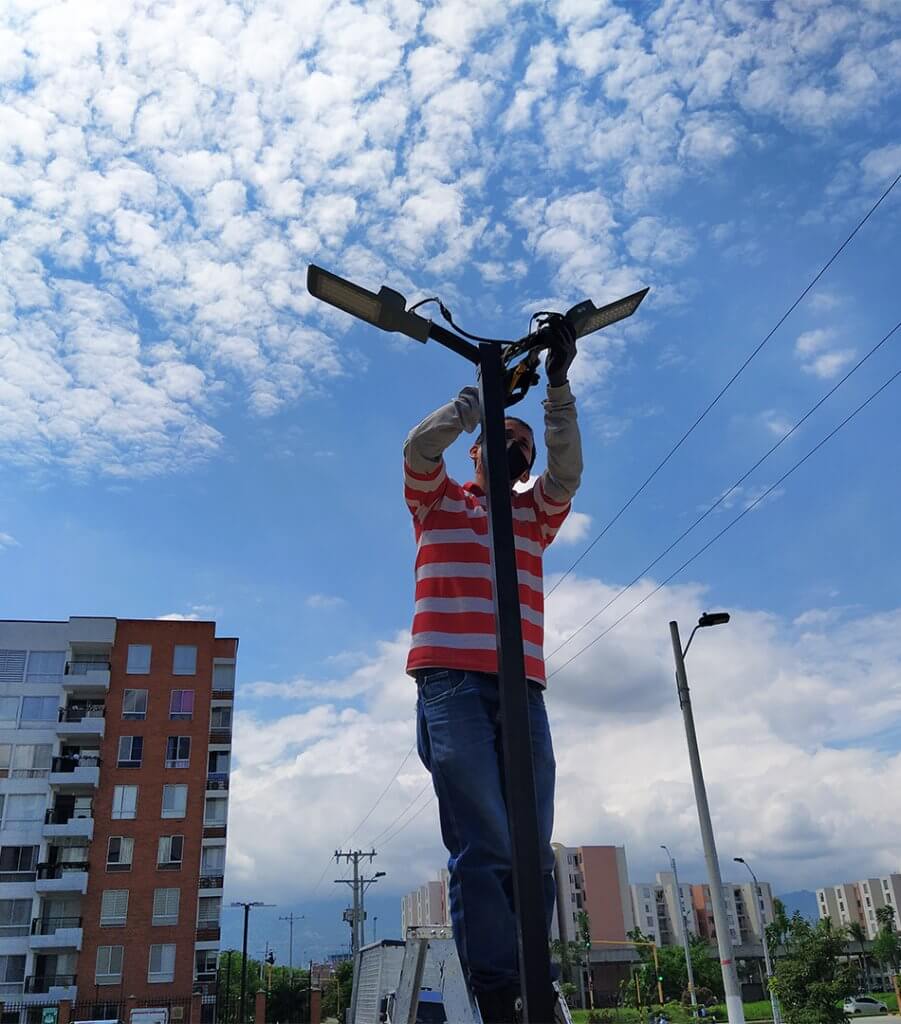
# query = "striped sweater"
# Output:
<box><xmin>404</xmin><ymin>383</ymin><xmax>582</xmax><ymax>685</ymax></box>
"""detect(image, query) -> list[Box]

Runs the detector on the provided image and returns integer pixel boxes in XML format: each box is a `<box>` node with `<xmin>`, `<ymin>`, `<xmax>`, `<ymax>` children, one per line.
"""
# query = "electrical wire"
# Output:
<box><xmin>368</xmin><ymin>779</ymin><xmax>433</xmax><ymax>846</ymax></box>
<box><xmin>547</xmin><ymin>358</ymin><xmax>901</xmax><ymax>679</ymax></box>
<box><xmin>545</xmin><ymin>318</ymin><xmax>901</xmax><ymax>663</ymax></box>
<box><xmin>545</xmin><ymin>170</ymin><xmax>901</xmax><ymax>600</ymax></box>
<box><xmin>378</xmin><ymin>791</ymin><xmax>437</xmax><ymax>849</ymax></box>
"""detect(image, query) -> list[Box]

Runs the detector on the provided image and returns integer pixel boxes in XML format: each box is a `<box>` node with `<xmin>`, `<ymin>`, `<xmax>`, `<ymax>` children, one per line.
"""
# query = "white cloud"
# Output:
<box><xmin>0</xmin><ymin>532</ymin><xmax>19</xmax><ymax>551</ymax></box>
<box><xmin>157</xmin><ymin>604</ymin><xmax>218</xmax><ymax>621</ymax></box>
<box><xmin>227</xmin><ymin>576</ymin><xmax>901</xmax><ymax>899</ymax></box>
<box><xmin>795</xmin><ymin>328</ymin><xmax>856</xmax><ymax>380</ymax></box>
<box><xmin>555</xmin><ymin>510</ymin><xmax>592</xmax><ymax>545</ymax></box>
<box><xmin>306</xmin><ymin>593</ymin><xmax>347</xmax><ymax>610</ymax></box>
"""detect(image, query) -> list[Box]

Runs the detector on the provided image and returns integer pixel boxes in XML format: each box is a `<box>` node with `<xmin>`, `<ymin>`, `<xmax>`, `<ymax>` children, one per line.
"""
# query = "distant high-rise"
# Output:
<box><xmin>0</xmin><ymin>616</ymin><xmax>236</xmax><ymax>1010</ymax></box>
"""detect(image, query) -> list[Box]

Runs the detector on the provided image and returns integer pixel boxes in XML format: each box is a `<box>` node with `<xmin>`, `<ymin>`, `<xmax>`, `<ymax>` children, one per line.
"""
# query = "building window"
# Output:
<box><xmin>0</xmin><ymin>700</ymin><xmax>16</xmax><ymax>725</ymax></box>
<box><xmin>196</xmin><ymin>949</ymin><xmax>218</xmax><ymax>976</ymax></box>
<box><xmin>3</xmin><ymin>794</ymin><xmax>44</xmax><ymax>827</ymax></box>
<box><xmin>100</xmin><ymin>890</ymin><xmax>129</xmax><ymax>927</ymax></box>
<box><xmin>112</xmin><ymin>786</ymin><xmax>138</xmax><ymax>820</ymax></box>
<box><xmin>208</xmin><ymin>750</ymin><xmax>230</xmax><ymax>775</ymax></box>
<box><xmin>152</xmin><ymin>888</ymin><xmax>180</xmax><ymax>926</ymax></box>
<box><xmin>10</xmin><ymin>744</ymin><xmax>52</xmax><ymax>778</ymax></box>
<box><xmin>211</xmin><ymin>706</ymin><xmax>232</xmax><ymax>729</ymax></box>
<box><xmin>166</xmin><ymin>736</ymin><xmax>191</xmax><ymax>768</ymax></box>
<box><xmin>148</xmin><ymin>943</ymin><xmax>176</xmax><ymax>983</ymax></box>
<box><xmin>117</xmin><ymin>736</ymin><xmax>143</xmax><ymax>768</ymax></box>
<box><xmin>96</xmin><ymin>945</ymin><xmax>124</xmax><ymax>985</ymax></box>
<box><xmin>127</xmin><ymin>644</ymin><xmax>151</xmax><ymax>674</ymax></box>
<box><xmin>204</xmin><ymin>797</ymin><xmax>228</xmax><ymax>825</ymax></box>
<box><xmin>0</xmin><ymin>651</ymin><xmax>26</xmax><ymax>685</ymax></box>
<box><xmin>170</xmin><ymin>690</ymin><xmax>194</xmax><ymax>720</ymax></box>
<box><xmin>198</xmin><ymin>896</ymin><xmax>221</xmax><ymax>926</ymax></box>
<box><xmin>173</xmin><ymin>646</ymin><xmax>197</xmax><ymax>676</ymax></box>
<box><xmin>158</xmin><ymin>835</ymin><xmax>184</xmax><ymax>869</ymax></box>
<box><xmin>0</xmin><ymin>846</ymin><xmax>37</xmax><ymax>877</ymax></box>
<box><xmin>107</xmin><ymin>837</ymin><xmax>134</xmax><ymax>871</ymax></box>
<box><xmin>25</xmin><ymin>651</ymin><xmax>66</xmax><ymax>683</ymax></box>
<box><xmin>123</xmin><ymin>689</ymin><xmax>148</xmax><ymax>720</ymax></box>
<box><xmin>162</xmin><ymin>785</ymin><xmax>188</xmax><ymax>819</ymax></box>
<box><xmin>20</xmin><ymin>697</ymin><xmax>57</xmax><ymax>723</ymax></box>
<box><xmin>0</xmin><ymin>954</ymin><xmax>26</xmax><ymax>995</ymax></box>
<box><xmin>213</xmin><ymin>663</ymin><xmax>235</xmax><ymax>690</ymax></box>
<box><xmin>201</xmin><ymin>846</ymin><xmax>225</xmax><ymax>875</ymax></box>
<box><xmin>0</xmin><ymin>900</ymin><xmax>31</xmax><ymax>937</ymax></box>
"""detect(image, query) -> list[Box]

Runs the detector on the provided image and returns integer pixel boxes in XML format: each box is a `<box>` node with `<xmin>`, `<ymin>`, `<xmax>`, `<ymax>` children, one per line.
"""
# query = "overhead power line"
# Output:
<box><xmin>547</xmin><ymin>358</ymin><xmax>901</xmax><ymax>679</ymax></box>
<box><xmin>378</xmin><ymin>791</ymin><xmax>436</xmax><ymax>849</ymax></box>
<box><xmin>369</xmin><ymin>779</ymin><xmax>432</xmax><ymax>846</ymax></box>
<box><xmin>546</xmin><ymin>170</ymin><xmax>901</xmax><ymax>600</ymax></box>
<box><xmin>546</xmin><ymin>318</ymin><xmax>901</xmax><ymax>664</ymax></box>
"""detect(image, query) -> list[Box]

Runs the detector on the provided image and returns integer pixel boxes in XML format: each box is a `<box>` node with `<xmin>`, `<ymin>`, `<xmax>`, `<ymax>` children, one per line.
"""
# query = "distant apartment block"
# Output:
<box><xmin>400</xmin><ymin>870</ymin><xmax>450</xmax><ymax>933</ymax></box>
<box><xmin>817</xmin><ymin>874</ymin><xmax>901</xmax><ymax>939</ymax></box>
<box><xmin>553</xmin><ymin>844</ymin><xmax>635</xmax><ymax>945</ymax></box>
<box><xmin>0</xmin><ymin>616</ymin><xmax>236</xmax><ymax>1010</ymax></box>
<box><xmin>631</xmin><ymin>872</ymin><xmax>700</xmax><ymax>946</ymax></box>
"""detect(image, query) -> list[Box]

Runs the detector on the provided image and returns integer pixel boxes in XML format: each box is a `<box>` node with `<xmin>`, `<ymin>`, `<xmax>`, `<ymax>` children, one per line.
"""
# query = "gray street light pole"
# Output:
<box><xmin>735</xmin><ymin>858</ymin><xmax>782</xmax><ymax>1024</ymax></box>
<box><xmin>670</xmin><ymin>614</ymin><xmax>745</xmax><ymax>1024</ymax></box>
<box><xmin>661</xmin><ymin>845</ymin><xmax>697</xmax><ymax>1014</ymax></box>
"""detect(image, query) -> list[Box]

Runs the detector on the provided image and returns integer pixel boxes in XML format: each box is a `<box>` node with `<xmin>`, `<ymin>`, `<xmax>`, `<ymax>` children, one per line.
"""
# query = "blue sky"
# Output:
<box><xmin>2</xmin><ymin>0</ymin><xmax>901</xmax><ymax>959</ymax></box>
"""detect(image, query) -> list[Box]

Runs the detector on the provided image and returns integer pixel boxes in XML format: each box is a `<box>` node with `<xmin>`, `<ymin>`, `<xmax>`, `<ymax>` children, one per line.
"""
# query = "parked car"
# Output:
<box><xmin>843</xmin><ymin>995</ymin><xmax>888</xmax><ymax>1016</ymax></box>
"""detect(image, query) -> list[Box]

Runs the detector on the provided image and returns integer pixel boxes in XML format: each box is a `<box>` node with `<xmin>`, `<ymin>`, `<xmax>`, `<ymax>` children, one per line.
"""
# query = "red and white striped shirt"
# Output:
<box><xmin>404</xmin><ymin>462</ymin><xmax>572</xmax><ymax>685</ymax></box>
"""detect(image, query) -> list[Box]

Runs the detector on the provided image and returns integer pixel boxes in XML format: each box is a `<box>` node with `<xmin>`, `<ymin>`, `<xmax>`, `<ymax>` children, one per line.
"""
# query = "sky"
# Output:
<box><xmin>1</xmin><ymin>0</ymin><xmax>901</xmax><ymax>961</ymax></box>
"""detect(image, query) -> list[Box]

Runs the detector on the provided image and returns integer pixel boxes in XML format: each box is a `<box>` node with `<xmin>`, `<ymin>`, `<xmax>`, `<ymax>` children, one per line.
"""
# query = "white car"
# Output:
<box><xmin>844</xmin><ymin>996</ymin><xmax>888</xmax><ymax>1016</ymax></box>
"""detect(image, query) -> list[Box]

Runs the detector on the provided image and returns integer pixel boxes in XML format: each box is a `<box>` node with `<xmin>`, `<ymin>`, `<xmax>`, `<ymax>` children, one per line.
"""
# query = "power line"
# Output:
<box><xmin>378</xmin><ymin>791</ymin><xmax>436</xmax><ymax>848</ymax></box>
<box><xmin>547</xmin><ymin>359</ymin><xmax>901</xmax><ymax>679</ymax></box>
<box><xmin>368</xmin><ymin>779</ymin><xmax>432</xmax><ymax>846</ymax></box>
<box><xmin>546</xmin><ymin>170</ymin><xmax>901</xmax><ymax>600</ymax></box>
<box><xmin>545</xmin><ymin>318</ymin><xmax>901</xmax><ymax>664</ymax></box>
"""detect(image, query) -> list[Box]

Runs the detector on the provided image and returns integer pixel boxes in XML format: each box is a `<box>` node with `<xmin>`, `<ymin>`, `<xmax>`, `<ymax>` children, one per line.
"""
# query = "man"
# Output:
<box><xmin>403</xmin><ymin>322</ymin><xmax>582</xmax><ymax>1023</ymax></box>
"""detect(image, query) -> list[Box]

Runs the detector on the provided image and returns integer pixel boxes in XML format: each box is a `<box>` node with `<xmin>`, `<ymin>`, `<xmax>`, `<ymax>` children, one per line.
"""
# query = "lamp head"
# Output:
<box><xmin>698</xmin><ymin>611</ymin><xmax>730</xmax><ymax>628</ymax></box>
<box><xmin>307</xmin><ymin>265</ymin><xmax>430</xmax><ymax>342</ymax></box>
<box><xmin>565</xmin><ymin>287</ymin><xmax>649</xmax><ymax>339</ymax></box>
<box><xmin>734</xmin><ymin>857</ymin><xmax>745</xmax><ymax>864</ymax></box>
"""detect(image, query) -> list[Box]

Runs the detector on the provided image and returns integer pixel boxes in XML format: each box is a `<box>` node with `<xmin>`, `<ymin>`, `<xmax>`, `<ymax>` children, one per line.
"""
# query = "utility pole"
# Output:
<box><xmin>230</xmin><ymin>901</ymin><xmax>275</xmax><ymax>1024</ymax></box>
<box><xmin>360</xmin><ymin>871</ymin><xmax>385</xmax><ymax>949</ymax></box>
<box><xmin>662</xmin><ymin>845</ymin><xmax>698</xmax><ymax>1014</ymax></box>
<box><xmin>735</xmin><ymin>858</ymin><xmax>782</xmax><ymax>1024</ymax></box>
<box><xmin>334</xmin><ymin>850</ymin><xmax>376</xmax><ymax>956</ymax></box>
<box><xmin>670</xmin><ymin>616</ymin><xmax>745</xmax><ymax>1024</ymax></box>
<box><xmin>280</xmin><ymin>913</ymin><xmax>303</xmax><ymax>1024</ymax></box>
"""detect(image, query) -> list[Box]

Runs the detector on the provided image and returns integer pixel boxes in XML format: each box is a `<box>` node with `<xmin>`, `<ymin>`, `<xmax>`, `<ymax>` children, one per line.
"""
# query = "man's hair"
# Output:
<box><xmin>474</xmin><ymin>416</ymin><xmax>537</xmax><ymax>470</ymax></box>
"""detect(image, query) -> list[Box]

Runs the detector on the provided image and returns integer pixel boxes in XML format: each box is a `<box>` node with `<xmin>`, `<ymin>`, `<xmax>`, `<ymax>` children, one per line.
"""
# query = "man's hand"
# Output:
<box><xmin>544</xmin><ymin>316</ymin><xmax>577</xmax><ymax>387</ymax></box>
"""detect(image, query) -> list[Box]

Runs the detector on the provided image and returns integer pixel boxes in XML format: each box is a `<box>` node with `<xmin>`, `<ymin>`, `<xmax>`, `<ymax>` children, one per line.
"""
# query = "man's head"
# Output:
<box><xmin>469</xmin><ymin>416</ymin><xmax>536</xmax><ymax>490</ymax></box>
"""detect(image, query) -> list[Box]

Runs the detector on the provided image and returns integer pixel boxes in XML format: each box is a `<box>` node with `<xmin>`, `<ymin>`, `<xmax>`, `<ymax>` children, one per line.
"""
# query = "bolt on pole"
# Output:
<box><xmin>670</xmin><ymin>621</ymin><xmax>746</xmax><ymax>1024</ymax></box>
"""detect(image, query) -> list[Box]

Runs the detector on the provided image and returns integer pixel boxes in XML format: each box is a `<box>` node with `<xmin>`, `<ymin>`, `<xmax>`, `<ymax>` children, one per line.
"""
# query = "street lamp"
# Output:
<box><xmin>231</xmin><ymin>901</ymin><xmax>275</xmax><ymax>1024</ymax></box>
<box><xmin>360</xmin><ymin>871</ymin><xmax>386</xmax><ymax>947</ymax></box>
<box><xmin>669</xmin><ymin>613</ymin><xmax>745</xmax><ymax>1024</ymax></box>
<box><xmin>661</xmin><ymin>845</ymin><xmax>698</xmax><ymax>1014</ymax></box>
<box><xmin>734</xmin><ymin>858</ymin><xmax>782</xmax><ymax>1024</ymax></box>
<box><xmin>309</xmin><ymin>265</ymin><xmax>647</xmax><ymax>1024</ymax></box>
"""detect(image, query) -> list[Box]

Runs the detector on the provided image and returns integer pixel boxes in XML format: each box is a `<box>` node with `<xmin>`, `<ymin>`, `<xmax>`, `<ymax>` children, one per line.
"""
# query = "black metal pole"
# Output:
<box><xmin>225</xmin><ymin>952</ymin><xmax>232</xmax><ymax>1024</ymax></box>
<box><xmin>478</xmin><ymin>341</ymin><xmax>554</xmax><ymax>1023</ymax></box>
<box><xmin>240</xmin><ymin>907</ymin><xmax>250</xmax><ymax>1024</ymax></box>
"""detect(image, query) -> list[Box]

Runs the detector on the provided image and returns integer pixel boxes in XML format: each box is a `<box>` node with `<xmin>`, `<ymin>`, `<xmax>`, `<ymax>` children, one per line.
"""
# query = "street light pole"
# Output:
<box><xmin>307</xmin><ymin>265</ymin><xmax>647</xmax><ymax>1024</ymax></box>
<box><xmin>661</xmin><ymin>844</ymin><xmax>697</xmax><ymax>1014</ymax></box>
<box><xmin>230</xmin><ymin>901</ymin><xmax>275</xmax><ymax>1024</ymax></box>
<box><xmin>734</xmin><ymin>858</ymin><xmax>782</xmax><ymax>1024</ymax></box>
<box><xmin>670</xmin><ymin>616</ymin><xmax>745</xmax><ymax>1024</ymax></box>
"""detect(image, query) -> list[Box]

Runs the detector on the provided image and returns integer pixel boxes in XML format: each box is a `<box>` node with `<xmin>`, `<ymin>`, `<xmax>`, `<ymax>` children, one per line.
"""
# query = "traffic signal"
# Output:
<box><xmin>266</xmin><ymin>952</ymin><xmax>275</xmax><ymax>965</ymax></box>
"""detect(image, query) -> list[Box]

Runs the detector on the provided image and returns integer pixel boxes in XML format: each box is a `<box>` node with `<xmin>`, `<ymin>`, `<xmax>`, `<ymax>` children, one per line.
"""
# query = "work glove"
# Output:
<box><xmin>544</xmin><ymin>316</ymin><xmax>577</xmax><ymax>387</ymax></box>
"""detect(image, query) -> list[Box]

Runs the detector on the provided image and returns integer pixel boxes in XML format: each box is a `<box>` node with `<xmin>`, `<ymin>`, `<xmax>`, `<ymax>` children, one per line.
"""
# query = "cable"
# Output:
<box><xmin>547</xmin><ymin>359</ymin><xmax>901</xmax><ymax>679</ymax></box>
<box><xmin>378</xmin><ymin>791</ymin><xmax>437</xmax><ymax>849</ymax></box>
<box><xmin>368</xmin><ymin>778</ymin><xmax>432</xmax><ymax>843</ymax></box>
<box><xmin>545</xmin><ymin>318</ymin><xmax>901</xmax><ymax>663</ymax></box>
<box><xmin>545</xmin><ymin>170</ymin><xmax>901</xmax><ymax>600</ymax></box>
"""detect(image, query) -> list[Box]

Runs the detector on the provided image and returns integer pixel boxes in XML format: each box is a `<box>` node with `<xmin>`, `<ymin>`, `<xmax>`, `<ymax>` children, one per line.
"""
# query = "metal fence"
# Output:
<box><xmin>0</xmin><ymin>995</ymin><xmax>196</xmax><ymax>1024</ymax></box>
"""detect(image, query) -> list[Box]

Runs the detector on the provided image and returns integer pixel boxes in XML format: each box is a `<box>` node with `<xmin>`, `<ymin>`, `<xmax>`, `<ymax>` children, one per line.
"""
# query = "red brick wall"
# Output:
<box><xmin>78</xmin><ymin>619</ymin><xmax>237</xmax><ymax>998</ymax></box>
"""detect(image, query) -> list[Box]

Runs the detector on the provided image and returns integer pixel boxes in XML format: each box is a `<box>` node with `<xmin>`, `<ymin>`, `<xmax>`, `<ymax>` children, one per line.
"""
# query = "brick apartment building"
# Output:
<box><xmin>0</xmin><ymin>616</ymin><xmax>236</xmax><ymax>1012</ymax></box>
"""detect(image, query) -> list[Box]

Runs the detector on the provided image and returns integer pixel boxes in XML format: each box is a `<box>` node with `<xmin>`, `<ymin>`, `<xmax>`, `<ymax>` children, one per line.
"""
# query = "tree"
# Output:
<box><xmin>769</xmin><ymin>915</ymin><xmax>856</xmax><ymax>1024</ymax></box>
<box><xmin>766</xmin><ymin>897</ymin><xmax>791</xmax><ymax>952</ymax></box>
<box><xmin>624</xmin><ymin>928</ymin><xmax>722</xmax><ymax>1006</ymax></box>
<box><xmin>847</xmin><ymin>922</ymin><xmax>870</xmax><ymax>993</ymax></box>
<box><xmin>873</xmin><ymin>905</ymin><xmax>900</xmax><ymax>981</ymax></box>
<box><xmin>321</xmin><ymin>959</ymin><xmax>354</xmax><ymax>1020</ymax></box>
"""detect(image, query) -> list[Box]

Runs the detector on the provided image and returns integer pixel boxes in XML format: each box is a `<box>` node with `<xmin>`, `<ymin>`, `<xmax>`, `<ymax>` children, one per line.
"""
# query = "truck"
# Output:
<box><xmin>350</xmin><ymin>926</ymin><xmax>572</xmax><ymax>1024</ymax></box>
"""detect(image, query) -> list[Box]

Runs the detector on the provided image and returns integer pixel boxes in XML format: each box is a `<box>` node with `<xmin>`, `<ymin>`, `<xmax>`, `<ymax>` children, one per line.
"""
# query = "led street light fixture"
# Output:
<box><xmin>307</xmin><ymin>265</ymin><xmax>430</xmax><ymax>343</ymax></box>
<box><xmin>698</xmin><ymin>611</ymin><xmax>730</xmax><ymax>627</ymax></box>
<box><xmin>566</xmin><ymin>287</ymin><xmax>650</xmax><ymax>339</ymax></box>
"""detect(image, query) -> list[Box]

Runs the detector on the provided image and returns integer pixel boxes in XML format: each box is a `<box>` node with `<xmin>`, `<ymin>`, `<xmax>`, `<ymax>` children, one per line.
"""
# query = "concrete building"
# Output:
<box><xmin>0</xmin><ymin>617</ymin><xmax>236</xmax><ymax>1010</ymax></box>
<box><xmin>552</xmin><ymin>844</ymin><xmax>635</xmax><ymax>946</ymax></box>
<box><xmin>630</xmin><ymin>872</ymin><xmax>699</xmax><ymax>947</ymax></box>
<box><xmin>401</xmin><ymin>869</ymin><xmax>450</xmax><ymax>933</ymax></box>
<box><xmin>817</xmin><ymin>874</ymin><xmax>901</xmax><ymax>939</ymax></box>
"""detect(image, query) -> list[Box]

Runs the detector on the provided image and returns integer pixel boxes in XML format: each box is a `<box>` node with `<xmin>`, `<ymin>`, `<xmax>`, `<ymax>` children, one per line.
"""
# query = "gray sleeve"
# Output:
<box><xmin>403</xmin><ymin>385</ymin><xmax>482</xmax><ymax>473</ymax></box>
<box><xmin>540</xmin><ymin>382</ymin><xmax>583</xmax><ymax>503</ymax></box>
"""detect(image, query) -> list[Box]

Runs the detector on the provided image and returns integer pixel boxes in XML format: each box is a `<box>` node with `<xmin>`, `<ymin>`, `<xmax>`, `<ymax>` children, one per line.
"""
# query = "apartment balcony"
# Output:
<box><xmin>34</xmin><ymin>863</ymin><xmax>89</xmax><ymax>894</ymax></box>
<box><xmin>57</xmin><ymin>706</ymin><xmax>106</xmax><ymax>739</ymax></box>
<box><xmin>195</xmin><ymin>925</ymin><xmax>220</xmax><ymax>942</ymax></box>
<box><xmin>211</xmin><ymin>688</ymin><xmax>234</xmax><ymax>702</ymax></box>
<box><xmin>24</xmin><ymin>974</ymin><xmax>77</xmax><ymax>996</ymax></box>
<box><xmin>209</xmin><ymin>728</ymin><xmax>232</xmax><ymax>744</ymax></box>
<box><xmin>49</xmin><ymin>758</ymin><xmax>100</xmax><ymax>790</ymax></box>
<box><xmin>63</xmin><ymin>660</ymin><xmax>110</xmax><ymax>693</ymax></box>
<box><xmin>195</xmin><ymin>970</ymin><xmax>217</xmax><ymax>984</ymax></box>
<box><xmin>30</xmin><ymin>917</ymin><xmax>83</xmax><ymax>951</ymax></box>
<box><xmin>199</xmin><ymin>874</ymin><xmax>225</xmax><ymax>892</ymax></box>
<box><xmin>43</xmin><ymin>809</ymin><xmax>94</xmax><ymax>841</ymax></box>
<box><xmin>206</xmin><ymin>773</ymin><xmax>229</xmax><ymax>792</ymax></box>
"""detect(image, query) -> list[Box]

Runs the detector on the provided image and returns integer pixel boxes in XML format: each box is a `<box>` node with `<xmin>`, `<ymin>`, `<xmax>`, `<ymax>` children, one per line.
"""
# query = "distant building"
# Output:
<box><xmin>553</xmin><ymin>844</ymin><xmax>635</xmax><ymax>946</ymax></box>
<box><xmin>400</xmin><ymin>869</ymin><xmax>450</xmax><ymax>933</ymax></box>
<box><xmin>631</xmin><ymin>872</ymin><xmax>699</xmax><ymax>946</ymax></box>
<box><xmin>816</xmin><ymin>874</ymin><xmax>901</xmax><ymax>939</ymax></box>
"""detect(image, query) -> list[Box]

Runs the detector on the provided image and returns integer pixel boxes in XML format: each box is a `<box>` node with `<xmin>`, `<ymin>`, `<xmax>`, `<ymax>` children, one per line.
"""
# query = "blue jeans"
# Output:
<box><xmin>415</xmin><ymin>668</ymin><xmax>557</xmax><ymax>993</ymax></box>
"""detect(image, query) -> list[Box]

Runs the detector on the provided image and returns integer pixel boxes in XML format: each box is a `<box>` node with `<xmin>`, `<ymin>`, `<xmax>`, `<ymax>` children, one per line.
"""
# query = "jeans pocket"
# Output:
<box><xmin>418</xmin><ymin>668</ymin><xmax>466</xmax><ymax>706</ymax></box>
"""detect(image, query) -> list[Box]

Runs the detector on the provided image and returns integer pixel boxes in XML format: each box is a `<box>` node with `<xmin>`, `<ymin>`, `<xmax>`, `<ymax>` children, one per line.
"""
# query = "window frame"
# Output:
<box><xmin>169</xmin><ymin>689</ymin><xmax>194</xmax><ymax>721</ymax></box>
<box><xmin>161</xmin><ymin>784</ymin><xmax>188</xmax><ymax>820</ymax></box>
<box><xmin>157</xmin><ymin>835</ymin><xmax>184</xmax><ymax>869</ymax></box>
<box><xmin>106</xmin><ymin>836</ymin><xmax>135</xmax><ymax>872</ymax></box>
<box><xmin>111</xmin><ymin>785</ymin><xmax>138</xmax><ymax>820</ymax></box>
<box><xmin>100</xmin><ymin>889</ymin><xmax>129</xmax><ymax>927</ymax></box>
<box><xmin>126</xmin><ymin>644</ymin><xmax>152</xmax><ymax>675</ymax></box>
<box><xmin>152</xmin><ymin>887</ymin><xmax>180</xmax><ymax>926</ymax></box>
<box><xmin>148</xmin><ymin>942</ymin><xmax>176</xmax><ymax>983</ymax></box>
<box><xmin>122</xmin><ymin>689</ymin><xmax>148</xmax><ymax>721</ymax></box>
<box><xmin>172</xmin><ymin>645</ymin><xmax>197</xmax><ymax>676</ymax></box>
<box><xmin>117</xmin><ymin>735</ymin><xmax>144</xmax><ymax>769</ymax></box>
<box><xmin>165</xmin><ymin>736</ymin><xmax>191</xmax><ymax>769</ymax></box>
<box><xmin>96</xmin><ymin>944</ymin><xmax>124</xmax><ymax>985</ymax></box>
